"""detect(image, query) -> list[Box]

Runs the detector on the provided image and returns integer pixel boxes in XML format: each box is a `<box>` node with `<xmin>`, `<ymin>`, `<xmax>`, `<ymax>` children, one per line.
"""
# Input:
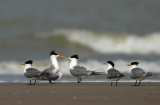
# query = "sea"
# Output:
<box><xmin>0</xmin><ymin>0</ymin><xmax>160</xmax><ymax>82</ymax></box>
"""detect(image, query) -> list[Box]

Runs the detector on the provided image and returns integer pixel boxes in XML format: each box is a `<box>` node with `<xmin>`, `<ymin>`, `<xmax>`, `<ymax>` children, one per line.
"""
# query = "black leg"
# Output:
<box><xmin>34</xmin><ymin>80</ymin><xmax>36</xmax><ymax>85</ymax></box>
<box><xmin>111</xmin><ymin>81</ymin><xmax>113</xmax><ymax>86</ymax></box>
<box><xmin>116</xmin><ymin>81</ymin><xmax>118</xmax><ymax>86</ymax></box>
<box><xmin>80</xmin><ymin>78</ymin><xmax>81</xmax><ymax>82</ymax></box>
<box><xmin>138</xmin><ymin>81</ymin><xmax>141</xmax><ymax>86</ymax></box>
<box><xmin>78</xmin><ymin>78</ymin><xmax>80</xmax><ymax>83</ymax></box>
<box><xmin>134</xmin><ymin>80</ymin><xmax>137</xmax><ymax>86</ymax></box>
<box><xmin>30</xmin><ymin>80</ymin><xmax>31</xmax><ymax>85</ymax></box>
<box><xmin>49</xmin><ymin>80</ymin><xmax>52</xmax><ymax>84</ymax></box>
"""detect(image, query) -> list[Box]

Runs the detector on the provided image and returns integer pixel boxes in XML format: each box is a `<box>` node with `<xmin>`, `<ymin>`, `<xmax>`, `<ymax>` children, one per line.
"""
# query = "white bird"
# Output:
<box><xmin>127</xmin><ymin>62</ymin><xmax>152</xmax><ymax>86</ymax></box>
<box><xmin>41</xmin><ymin>50</ymin><xmax>65</xmax><ymax>83</ymax></box>
<box><xmin>20</xmin><ymin>60</ymin><xmax>42</xmax><ymax>85</ymax></box>
<box><xmin>64</xmin><ymin>55</ymin><xmax>103</xmax><ymax>83</ymax></box>
<box><xmin>103</xmin><ymin>61</ymin><xmax>124</xmax><ymax>86</ymax></box>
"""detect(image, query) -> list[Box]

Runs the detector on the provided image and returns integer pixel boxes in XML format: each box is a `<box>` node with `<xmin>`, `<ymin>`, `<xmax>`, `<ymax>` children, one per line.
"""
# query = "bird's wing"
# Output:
<box><xmin>70</xmin><ymin>65</ymin><xmax>88</xmax><ymax>76</ymax></box>
<box><xmin>130</xmin><ymin>68</ymin><xmax>146</xmax><ymax>79</ymax></box>
<box><xmin>106</xmin><ymin>68</ymin><xmax>122</xmax><ymax>79</ymax></box>
<box><xmin>42</xmin><ymin>65</ymin><xmax>55</xmax><ymax>74</ymax></box>
<box><xmin>42</xmin><ymin>72</ymin><xmax>59</xmax><ymax>80</ymax></box>
<box><xmin>25</xmin><ymin>68</ymin><xmax>41</xmax><ymax>78</ymax></box>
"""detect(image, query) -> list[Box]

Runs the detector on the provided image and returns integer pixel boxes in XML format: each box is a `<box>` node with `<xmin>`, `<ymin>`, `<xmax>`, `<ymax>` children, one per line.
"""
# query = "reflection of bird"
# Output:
<box><xmin>127</xmin><ymin>62</ymin><xmax>152</xmax><ymax>86</ymax></box>
<box><xmin>20</xmin><ymin>60</ymin><xmax>41</xmax><ymax>85</ymax></box>
<box><xmin>41</xmin><ymin>50</ymin><xmax>65</xmax><ymax>83</ymax></box>
<box><xmin>103</xmin><ymin>61</ymin><xmax>124</xmax><ymax>86</ymax></box>
<box><xmin>64</xmin><ymin>55</ymin><xmax>103</xmax><ymax>83</ymax></box>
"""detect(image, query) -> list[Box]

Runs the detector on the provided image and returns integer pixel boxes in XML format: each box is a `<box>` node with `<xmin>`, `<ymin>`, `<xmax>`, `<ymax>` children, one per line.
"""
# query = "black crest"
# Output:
<box><xmin>131</xmin><ymin>62</ymin><xmax>139</xmax><ymax>65</ymax></box>
<box><xmin>107</xmin><ymin>61</ymin><xmax>114</xmax><ymax>68</ymax></box>
<box><xmin>50</xmin><ymin>50</ymin><xmax>58</xmax><ymax>55</ymax></box>
<box><xmin>25</xmin><ymin>60</ymin><xmax>33</xmax><ymax>64</ymax></box>
<box><xmin>70</xmin><ymin>55</ymin><xmax>79</xmax><ymax>59</ymax></box>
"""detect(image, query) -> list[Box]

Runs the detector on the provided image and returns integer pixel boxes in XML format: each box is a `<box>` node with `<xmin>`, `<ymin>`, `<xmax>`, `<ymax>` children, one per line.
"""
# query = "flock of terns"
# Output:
<box><xmin>20</xmin><ymin>50</ymin><xmax>152</xmax><ymax>86</ymax></box>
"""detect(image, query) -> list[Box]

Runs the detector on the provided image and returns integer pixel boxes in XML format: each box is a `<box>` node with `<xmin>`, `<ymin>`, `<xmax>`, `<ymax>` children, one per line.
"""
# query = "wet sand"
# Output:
<box><xmin>0</xmin><ymin>82</ymin><xmax>159</xmax><ymax>105</ymax></box>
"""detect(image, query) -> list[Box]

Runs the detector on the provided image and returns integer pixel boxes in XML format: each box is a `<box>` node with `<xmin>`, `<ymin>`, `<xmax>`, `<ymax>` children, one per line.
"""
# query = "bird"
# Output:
<box><xmin>41</xmin><ymin>50</ymin><xmax>65</xmax><ymax>83</ymax></box>
<box><xmin>102</xmin><ymin>61</ymin><xmax>124</xmax><ymax>86</ymax></box>
<box><xmin>20</xmin><ymin>60</ymin><xmax>42</xmax><ymax>85</ymax></box>
<box><xmin>127</xmin><ymin>62</ymin><xmax>152</xmax><ymax>86</ymax></box>
<box><xmin>64</xmin><ymin>55</ymin><xmax>103</xmax><ymax>83</ymax></box>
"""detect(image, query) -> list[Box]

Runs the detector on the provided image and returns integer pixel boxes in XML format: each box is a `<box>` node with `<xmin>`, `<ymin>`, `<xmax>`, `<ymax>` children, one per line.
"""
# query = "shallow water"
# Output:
<box><xmin>0</xmin><ymin>74</ymin><xmax>159</xmax><ymax>82</ymax></box>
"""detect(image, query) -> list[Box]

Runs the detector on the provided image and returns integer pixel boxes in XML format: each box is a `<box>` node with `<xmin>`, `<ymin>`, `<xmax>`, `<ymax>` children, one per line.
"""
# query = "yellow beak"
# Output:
<box><xmin>102</xmin><ymin>62</ymin><xmax>107</xmax><ymax>65</ymax></box>
<box><xmin>20</xmin><ymin>63</ymin><xmax>25</xmax><ymax>65</ymax></box>
<box><xmin>127</xmin><ymin>64</ymin><xmax>131</xmax><ymax>66</ymax></box>
<box><xmin>58</xmin><ymin>55</ymin><xmax>65</xmax><ymax>58</ymax></box>
<box><xmin>64</xmin><ymin>58</ymin><xmax>71</xmax><ymax>60</ymax></box>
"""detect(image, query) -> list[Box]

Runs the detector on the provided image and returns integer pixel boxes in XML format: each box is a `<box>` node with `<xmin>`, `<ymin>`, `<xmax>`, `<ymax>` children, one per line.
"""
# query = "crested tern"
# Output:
<box><xmin>127</xmin><ymin>62</ymin><xmax>152</xmax><ymax>86</ymax></box>
<box><xmin>64</xmin><ymin>55</ymin><xmax>103</xmax><ymax>83</ymax></box>
<box><xmin>20</xmin><ymin>60</ymin><xmax>41</xmax><ymax>85</ymax></box>
<box><xmin>41</xmin><ymin>50</ymin><xmax>65</xmax><ymax>83</ymax></box>
<box><xmin>103</xmin><ymin>61</ymin><xmax>124</xmax><ymax>86</ymax></box>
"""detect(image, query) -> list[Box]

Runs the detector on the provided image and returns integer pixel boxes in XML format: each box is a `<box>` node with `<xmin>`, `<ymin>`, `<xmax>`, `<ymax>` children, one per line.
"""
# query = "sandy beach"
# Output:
<box><xmin>0</xmin><ymin>82</ymin><xmax>159</xmax><ymax>105</ymax></box>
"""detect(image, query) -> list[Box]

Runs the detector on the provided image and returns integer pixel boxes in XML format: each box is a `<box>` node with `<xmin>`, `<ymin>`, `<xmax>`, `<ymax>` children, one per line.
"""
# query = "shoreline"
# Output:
<box><xmin>0</xmin><ymin>79</ymin><xmax>159</xmax><ymax>83</ymax></box>
<box><xmin>0</xmin><ymin>81</ymin><xmax>160</xmax><ymax>83</ymax></box>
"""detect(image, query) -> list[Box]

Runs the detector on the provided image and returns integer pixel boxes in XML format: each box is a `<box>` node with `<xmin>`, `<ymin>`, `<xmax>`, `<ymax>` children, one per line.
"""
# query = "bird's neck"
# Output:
<box><xmin>70</xmin><ymin>59</ymin><xmax>78</xmax><ymax>69</ymax></box>
<box><xmin>129</xmin><ymin>65</ymin><xmax>138</xmax><ymax>73</ymax></box>
<box><xmin>50</xmin><ymin>57</ymin><xmax>59</xmax><ymax>70</ymax></box>
<box><xmin>107</xmin><ymin>64</ymin><xmax>113</xmax><ymax>70</ymax></box>
<box><xmin>24</xmin><ymin>64</ymin><xmax>32</xmax><ymax>72</ymax></box>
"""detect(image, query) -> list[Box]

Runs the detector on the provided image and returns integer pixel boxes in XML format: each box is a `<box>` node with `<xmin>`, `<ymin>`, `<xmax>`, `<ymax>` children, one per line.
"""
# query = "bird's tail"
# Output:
<box><xmin>145</xmin><ymin>72</ymin><xmax>152</xmax><ymax>77</ymax></box>
<box><xmin>119</xmin><ymin>73</ymin><xmax>125</xmax><ymax>77</ymax></box>
<box><xmin>90</xmin><ymin>70</ymin><xmax>105</xmax><ymax>75</ymax></box>
<box><xmin>40</xmin><ymin>73</ymin><xmax>45</xmax><ymax>76</ymax></box>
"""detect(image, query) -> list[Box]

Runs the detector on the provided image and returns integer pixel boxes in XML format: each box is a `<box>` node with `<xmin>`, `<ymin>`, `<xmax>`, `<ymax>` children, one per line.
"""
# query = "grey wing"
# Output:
<box><xmin>24</xmin><ymin>68</ymin><xmax>41</xmax><ymax>78</ymax></box>
<box><xmin>106</xmin><ymin>69</ymin><xmax>121</xmax><ymax>79</ymax></box>
<box><xmin>41</xmin><ymin>65</ymin><xmax>59</xmax><ymax>80</ymax></box>
<box><xmin>130</xmin><ymin>68</ymin><xmax>146</xmax><ymax>79</ymax></box>
<box><xmin>42</xmin><ymin>65</ymin><xmax>55</xmax><ymax>74</ymax></box>
<box><xmin>43</xmin><ymin>72</ymin><xmax>59</xmax><ymax>80</ymax></box>
<box><xmin>70</xmin><ymin>65</ymin><xmax>89</xmax><ymax>76</ymax></box>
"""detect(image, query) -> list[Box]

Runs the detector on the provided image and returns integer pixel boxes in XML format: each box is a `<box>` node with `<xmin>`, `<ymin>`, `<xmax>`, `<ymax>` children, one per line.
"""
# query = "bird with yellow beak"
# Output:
<box><xmin>41</xmin><ymin>50</ymin><xmax>65</xmax><ymax>83</ymax></box>
<box><xmin>64</xmin><ymin>55</ymin><xmax>104</xmax><ymax>83</ymax></box>
<box><xmin>127</xmin><ymin>62</ymin><xmax>152</xmax><ymax>86</ymax></box>
<box><xmin>20</xmin><ymin>60</ymin><xmax>41</xmax><ymax>85</ymax></box>
<box><xmin>102</xmin><ymin>61</ymin><xmax>124</xmax><ymax>86</ymax></box>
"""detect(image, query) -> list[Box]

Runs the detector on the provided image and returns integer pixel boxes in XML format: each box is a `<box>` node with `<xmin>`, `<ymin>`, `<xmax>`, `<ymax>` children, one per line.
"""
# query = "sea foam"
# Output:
<box><xmin>35</xmin><ymin>29</ymin><xmax>160</xmax><ymax>54</ymax></box>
